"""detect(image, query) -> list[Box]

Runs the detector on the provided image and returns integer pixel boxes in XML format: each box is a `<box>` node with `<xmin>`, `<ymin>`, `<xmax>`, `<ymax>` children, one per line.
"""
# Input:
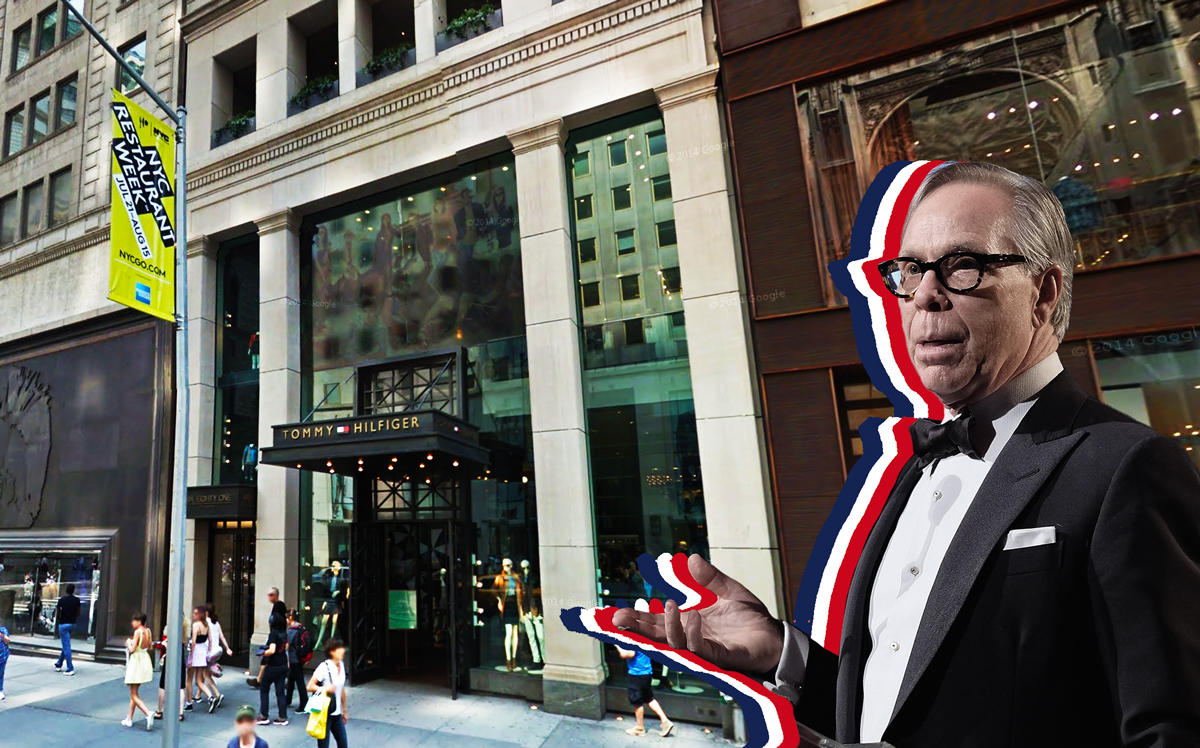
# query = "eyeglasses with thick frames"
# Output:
<box><xmin>877</xmin><ymin>251</ymin><xmax>1028</xmax><ymax>298</ymax></box>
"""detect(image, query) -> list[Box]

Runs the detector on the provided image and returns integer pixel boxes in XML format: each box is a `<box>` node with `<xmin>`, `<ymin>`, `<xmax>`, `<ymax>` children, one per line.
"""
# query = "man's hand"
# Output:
<box><xmin>611</xmin><ymin>554</ymin><xmax>784</xmax><ymax>675</ymax></box>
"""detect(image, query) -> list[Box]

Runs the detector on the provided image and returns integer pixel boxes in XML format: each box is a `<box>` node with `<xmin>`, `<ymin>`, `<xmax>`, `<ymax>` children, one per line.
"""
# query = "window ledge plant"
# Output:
<box><xmin>445</xmin><ymin>4</ymin><xmax>498</xmax><ymax>40</ymax></box>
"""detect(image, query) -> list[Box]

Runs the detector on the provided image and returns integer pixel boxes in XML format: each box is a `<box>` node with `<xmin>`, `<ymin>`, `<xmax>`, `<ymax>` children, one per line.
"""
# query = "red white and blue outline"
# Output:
<box><xmin>561</xmin><ymin>162</ymin><xmax>954</xmax><ymax>746</ymax></box>
<box><xmin>793</xmin><ymin>160</ymin><xmax>949</xmax><ymax>653</ymax></box>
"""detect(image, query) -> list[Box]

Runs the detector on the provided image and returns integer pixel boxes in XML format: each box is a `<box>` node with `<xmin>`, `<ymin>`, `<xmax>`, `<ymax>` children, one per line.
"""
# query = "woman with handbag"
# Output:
<box><xmin>306</xmin><ymin>639</ymin><xmax>349</xmax><ymax>747</ymax></box>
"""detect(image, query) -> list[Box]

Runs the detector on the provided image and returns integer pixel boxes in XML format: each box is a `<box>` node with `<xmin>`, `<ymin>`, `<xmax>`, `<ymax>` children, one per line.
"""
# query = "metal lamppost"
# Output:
<box><xmin>62</xmin><ymin>3</ymin><xmax>190</xmax><ymax>746</ymax></box>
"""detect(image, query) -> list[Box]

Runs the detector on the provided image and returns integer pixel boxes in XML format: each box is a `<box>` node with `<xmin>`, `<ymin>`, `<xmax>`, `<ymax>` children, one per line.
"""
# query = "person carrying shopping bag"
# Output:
<box><xmin>306</xmin><ymin>639</ymin><xmax>349</xmax><ymax>747</ymax></box>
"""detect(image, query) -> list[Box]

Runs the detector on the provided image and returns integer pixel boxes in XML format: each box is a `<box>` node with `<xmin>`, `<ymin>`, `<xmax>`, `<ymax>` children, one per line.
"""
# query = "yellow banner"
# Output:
<box><xmin>107</xmin><ymin>89</ymin><xmax>176</xmax><ymax>322</ymax></box>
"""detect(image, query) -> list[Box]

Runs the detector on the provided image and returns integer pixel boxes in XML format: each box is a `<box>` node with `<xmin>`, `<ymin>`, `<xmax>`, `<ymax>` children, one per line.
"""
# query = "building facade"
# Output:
<box><xmin>179</xmin><ymin>0</ymin><xmax>779</xmax><ymax>720</ymax></box>
<box><xmin>711</xmin><ymin>0</ymin><xmax>1200</xmax><ymax>616</ymax></box>
<box><xmin>0</xmin><ymin>0</ymin><xmax>182</xmax><ymax>659</ymax></box>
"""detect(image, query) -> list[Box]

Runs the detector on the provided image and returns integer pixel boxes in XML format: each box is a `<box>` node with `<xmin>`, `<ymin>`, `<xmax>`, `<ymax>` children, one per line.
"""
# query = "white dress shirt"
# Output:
<box><xmin>857</xmin><ymin>352</ymin><xmax>1063</xmax><ymax>742</ymax></box>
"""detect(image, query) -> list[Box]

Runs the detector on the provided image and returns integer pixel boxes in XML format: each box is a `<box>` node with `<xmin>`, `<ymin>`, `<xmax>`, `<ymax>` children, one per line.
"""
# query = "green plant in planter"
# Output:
<box><xmin>214</xmin><ymin>110</ymin><xmax>255</xmax><ymax>141</ymax></box>
<box><xmin>445</xmin><ymin>3</ymin><xmax>497</xmax><ymax>39</ymax></box>
<box><xmin>289</xmin><ymin>74</ymin><xmax>338</xmax><ymax>108</ymax></box>
<box><xmin>361</xmin><ymin>43</ymin><xmax>415</xmax><ymax>77</ymax></box>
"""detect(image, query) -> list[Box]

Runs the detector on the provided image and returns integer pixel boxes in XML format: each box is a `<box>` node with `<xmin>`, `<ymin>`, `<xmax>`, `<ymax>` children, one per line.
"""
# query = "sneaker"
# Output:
<box><xmin>207</xmin><ymin>697</ymin><xmax>217</xmax><ymax>714</ymax></box>
<box><xmin>659</xmin><ymin>720</ymin><xmax>675</xmax><ymax>737</ymax></box>
<box><xmin>625</xmin><ymin>726</ymin><xmax>646</xmax><ymax>736</ymax></box>
<box><xmin>215</xmin><ymin>693</ymin><xmax>225</xmax><ymax>710</ymax></box>
<box><xmin>63</xmin><ymin>670</ymin><xmax>75</xmax><ymax>676</ymax></box>
<box><xmin>256</xmin><ymin>716</ymin><xmax>270</xmax><ymax>726</ymax></box>
<box><xmin>145</xmin><ymin>713</ymin><xmax>154</xmax><ymax>731</ymax></box>
<box><xmin>0</xmin><ymin>691</ymin><xmax>6</xmax><ymax>701</ymax></box>
<box><xmin>120</xmin><ymin>718</ymin><xmax>134</xmax><ymax>728</ymax></box>
<box><xmin>272</xmin><ymin>719</ymin><xmax>289</xmax><ymax>726</ymax></box>
<box><xmin>54</xmin><ymin>663</ymin><xmax>62</xmax><ymax>672</ymax></box>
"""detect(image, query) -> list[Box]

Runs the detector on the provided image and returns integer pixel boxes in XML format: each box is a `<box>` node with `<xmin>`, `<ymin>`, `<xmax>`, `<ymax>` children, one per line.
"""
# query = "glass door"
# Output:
<box><xmin>208</xmin><ymin>522</ymin><xmax>256</xmax><ymax>666</ymax></box>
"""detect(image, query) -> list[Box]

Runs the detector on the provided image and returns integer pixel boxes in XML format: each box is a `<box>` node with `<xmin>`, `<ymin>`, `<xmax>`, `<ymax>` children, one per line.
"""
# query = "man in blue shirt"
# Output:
<box><xmin>0</xmin><ymin>624</ymin><xmax>10</xmax><ymax>701</ymax></box>
<box><xmin>617</xmin><ymin>600</ymin><xmax>674</xmax><ymax>737</ymax></box>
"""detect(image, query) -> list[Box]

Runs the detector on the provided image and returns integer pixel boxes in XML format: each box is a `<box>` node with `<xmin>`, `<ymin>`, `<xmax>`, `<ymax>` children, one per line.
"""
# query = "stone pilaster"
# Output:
<box><xmin>655</xmin><ymin>69</ymin><xmax>784</xmax><ymax>615</ymax></box>
<box><xmin>508</xmin><ymin>119</ymin><xmax>605</xmax><ymax>719</ymax></box>
<box><xmin>184</xmin><ymin>234</ymin><xmax>219</xmax><ymax>612</ymax></box>
<box><xmin>338</xmin><ymin>0</ymin><xmax>372</xmax><ymax>94</ymax></box>
<box><xmin>414</xmin><ymin>0</ymin><xmax>447</xmax><ymax>64</ymax></box>
<box><xmin>252</xmin><ymin>209</ymin><xmax>302</xmax><ymax>648</ymax></box>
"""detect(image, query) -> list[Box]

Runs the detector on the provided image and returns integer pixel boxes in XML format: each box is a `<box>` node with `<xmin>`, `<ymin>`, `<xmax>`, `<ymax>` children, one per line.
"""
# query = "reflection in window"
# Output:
<box><xmin>36</xmin><ymin>6</ymin><xmax>58</xmax><ymax>56</ymax></box>
<box><xmin>0</xmin><ymin>193</ymin><xmax>18</xmax><ymax>245</ymax></box>
<box><xmin>215</xmin><ymin>236</ymin><xmax>260</xmax><ymax>485</ymax></box>
<box><xmin>0</xmin><ymin>550</ymin><xmax>103</xmax><ymax>653</ymax></box>
<box><xmin>566</xmin><ymin>111</ymin><xmax>711</xmax><ymax>697</ymax></box>
<box><xmin>12</xmin><ymin>24</ymin><xmax>32</xmax><ymax>73</ymax></box>
<box><xmin>573</xmin><ymin>151</ymin><xmax>590</xmax><ymax>178</ymax></box>
<box><xmin>118</xmin><ymin>37</ymin><xmax>146</xmax><ymax>93</ymax></box>
<box><xmin>577</xmin><ymin>236</ymin><xmax>596</xmax><ymax>263</ymax></box>
<box><xmin>56</xmin><ymin>76</ymin><xmax>77</xmax><ymax>128</ymax></box>
<box><xmin>651</xmin><ymin>175</ymin><xmax>671</xmax><ymax>202</ymax></box>
<box><xmin>574</xmin><ymin>195</ymin><xmax>593</xmax><ymax>221</ymax></box>
<box><xmin>30</xmin><ymin>92</ymin><xmax>51</xmax><ymax>144</ymax></box>
<box><xmin>1092</xmin><ymin>327</ymin><xmax>1200</xmax><ymax>468</ymax></box>
<box><xmin>612</xmin><ymin>184</ymin><xmax>632</xmax><ymax>211</ymax></box>
<box><xmin>659</xmin><ymin>266</ymin><xmax>681</xmax><ymax>296</ymax></box>
<box><xmin>799</xmin><ymin>0</ymin><xmax>1200</xmax><ymax>305</ymax></box>
<box><xmin>23</xmin><ymin>181</ymin><xmax>43</xmax><ymax>237</ymax></box>
<box><xmin>48</xmin><ymin>168</ymin><xmax>71</xmax><ymax>227</ymax></box>
<box><xmin>4</xmin><ymin>107</ymin><xmax>24</xmax><ymax>157</ymax></box>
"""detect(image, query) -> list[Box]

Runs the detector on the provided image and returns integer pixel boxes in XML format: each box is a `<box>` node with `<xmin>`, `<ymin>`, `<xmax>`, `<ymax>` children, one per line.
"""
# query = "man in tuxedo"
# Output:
<box><xmin>614</xmin><ymin>162</ymin><xmax>1200</xmax><ymax>747</ymax></box>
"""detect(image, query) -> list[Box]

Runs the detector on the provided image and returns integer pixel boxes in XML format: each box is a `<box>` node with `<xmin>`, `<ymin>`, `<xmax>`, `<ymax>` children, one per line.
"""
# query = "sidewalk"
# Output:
<box><xmin>0</xmin><ymin>654</ymin><xmax>740</xmax><ymax>747</ymax></box>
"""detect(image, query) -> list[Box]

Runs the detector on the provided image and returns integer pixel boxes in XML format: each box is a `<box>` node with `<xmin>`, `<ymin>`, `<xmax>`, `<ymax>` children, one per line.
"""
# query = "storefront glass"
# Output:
<box><xmin>299</xmin><ymin>156</ymin><xmax>538</xmax><ymax>680</ymax></box>
<box><xmin>566</xmin><ymin>110</ymin><xmax>713</xmax><ymax>695</ymax></box>
<box><xmin>1090</xmin><ymin>326</ymin><xmax>1200</xmax><ymax>468</ymax></box>
<box><xmin>799</xmin><ymin>0</ymin><xmax>1200</xmax><ymax>305</ymax></box>
<box><xmin>0</xmin><ymin>550</ymin><xmax>102</xmax><ymax>653</ymax></box>
<box><xmin>215</xmin><ymin>237</ymin><xmax>260</xmax><ymax>485</ymax></box>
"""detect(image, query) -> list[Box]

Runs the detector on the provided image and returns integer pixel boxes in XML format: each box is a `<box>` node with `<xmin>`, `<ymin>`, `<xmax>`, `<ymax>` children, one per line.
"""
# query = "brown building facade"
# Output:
<box><xmin>712</xmin><ymin>0</ymin><xmax>1200</xmax><ymax>615</ymax></box>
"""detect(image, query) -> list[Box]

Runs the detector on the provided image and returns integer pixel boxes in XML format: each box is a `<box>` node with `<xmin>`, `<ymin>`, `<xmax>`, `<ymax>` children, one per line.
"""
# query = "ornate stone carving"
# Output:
<box><xmin>0</xmin><ymin>366</ymin><xmax>52</xmax><ymax>528</ymax></box>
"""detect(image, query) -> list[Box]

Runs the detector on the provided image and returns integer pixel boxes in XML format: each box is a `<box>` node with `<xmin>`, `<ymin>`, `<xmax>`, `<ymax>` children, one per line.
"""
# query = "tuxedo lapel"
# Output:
<box><xmin>835</xmin><ymin>459</ymin><xmax>922</xmax><ymax>742</ymax></box>
<box><xmin>886</xmin><ymin>425</ymin><xmax>1085</xmax><ymax>727</ymax></box>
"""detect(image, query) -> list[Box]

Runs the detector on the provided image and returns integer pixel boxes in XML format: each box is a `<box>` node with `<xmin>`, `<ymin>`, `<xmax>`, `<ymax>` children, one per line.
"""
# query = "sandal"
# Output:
<box><xmin>153</xmin><ymin>712</ymin><xmax>164</xmax><ymax>720</ymax></box>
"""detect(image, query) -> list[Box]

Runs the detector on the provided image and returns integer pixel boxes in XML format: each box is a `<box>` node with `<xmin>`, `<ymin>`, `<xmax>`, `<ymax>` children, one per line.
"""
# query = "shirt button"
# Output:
<box><xmin>889</xmin><ymin>641</ymin><xmax>900</xmax><ymax>652</ymax></box>
<box><xmin>932</xmin><ymin>490</ymin><xmax>942</xmax><ymax>500</ymax></box>
<box><xmin>908</xmin><ymin>566</ymin><xmax>920</xmax><ymax>577</ymax></box>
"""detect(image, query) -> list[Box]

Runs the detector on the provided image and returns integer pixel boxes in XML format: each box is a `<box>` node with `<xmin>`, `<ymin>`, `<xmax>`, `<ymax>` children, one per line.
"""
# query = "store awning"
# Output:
<box><xmin>259</xmin><ymin>409</ymin><xmax>489</xmax><ymax>477</ymax></box>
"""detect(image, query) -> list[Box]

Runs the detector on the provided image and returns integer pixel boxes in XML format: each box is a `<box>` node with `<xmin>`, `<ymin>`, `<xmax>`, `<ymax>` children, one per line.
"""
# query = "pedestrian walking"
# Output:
<box><xmin>188</xmin><ymin>606</ymin><xmax>218</xmax><ymax>710</ymax></box>
<box><xmin>153</xmin><ymin>625</ymin><xmax>188</xmax><ymax>722</ymax></box>
<box><xmin>53</xmin><ymin>583</ymin><xmax>81</xmax><ymax>675</ymax></box>
<box><xmin>285</xmin><ymin>609</ymin><xmax>312</xmax><ymax>711</ymax></box>
<box><xmin>616</xmin><ymin>601</ymin><xmax>673</xmax><ymax>738</ymax></box>
<box><xmin>0</xmin><ymin>622</ymin><xmax>10</xmax><ymax>701</ymax></box>
<box><xmin>307</xmin><ymin>639</ymin><xmax>350</xmax><ymax>748</ymax></box>
<box><xmin>257</xmin><ymin>613</ymin><xmax>289</xmax><ymax>726</ymax></box>
<box><xmin>204</xmin><ymin>602</ymin><xmax>233</xmax><ymax>712</ymax></box>
<box><xmin>122</xmin><ymin>613</ymin><xmax>155</xmax><ymax>731</ymax></box>
<box><xmin>229</xmin><ymin>704</ymin><xmax>269</xmax><ymax>748</ymax></box>
<box><xmin>248</xmin><ymin>588</ymin><xmax>285</xmax><ymax>688</ymax></box>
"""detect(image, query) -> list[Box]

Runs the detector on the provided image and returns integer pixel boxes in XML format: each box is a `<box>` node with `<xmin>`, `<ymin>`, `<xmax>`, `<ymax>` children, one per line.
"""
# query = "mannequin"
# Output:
<box><xmin>492</xmin><ymin>558</ymin><xmax>524</xmax><ymax>671</ymax></box>
<box><xmin>519</xmin><ymin>559</ymin><xmax>544</xmax><ymax>671</ymax></box>
<box><xmin>314</xmin><ymin>560</ymin><xmax>347</xmax><ymax>649</ymax></box>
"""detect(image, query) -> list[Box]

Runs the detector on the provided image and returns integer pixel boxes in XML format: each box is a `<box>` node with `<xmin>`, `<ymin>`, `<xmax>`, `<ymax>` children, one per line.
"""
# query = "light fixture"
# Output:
<box><xmin>522</xmin><ymin>476</ymin><xmax>529</xmax><ymax>484</ymax></box>
<box><xmin>452</xmin><ymin>460</ymin><xmax>459</xmax><ymax>467</ymax></box>
<box><xmin>1028</xmin><ymin>100</ymin><xmax>1039</xmax><ymax>109</ymax></box>
<box><xmin>1173</xmin><ymin>107</ymin><xmax>1183</xmax><ymax>115</ymax></box>
<box><xmin>427</xmin><ymin>454</ymin><xmax>434</xmax><ymax>460</ymax></box>
<box><xmin>986</xmin><ymin>112</ymin><xmax>997</xmax><ymax>120</ymax></box>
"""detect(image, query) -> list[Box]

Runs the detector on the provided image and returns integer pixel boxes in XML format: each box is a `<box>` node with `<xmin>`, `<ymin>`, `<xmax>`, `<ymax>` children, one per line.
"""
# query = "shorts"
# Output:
<box><xmin>627</xmin><ymin>674</ymin><xmax>653</xmax><ymax>707</ymax></box>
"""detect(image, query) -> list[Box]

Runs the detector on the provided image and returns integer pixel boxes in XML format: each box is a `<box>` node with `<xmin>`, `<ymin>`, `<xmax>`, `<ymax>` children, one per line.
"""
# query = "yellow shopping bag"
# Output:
<box><xmin>306</xmin><ymin>692</ymin><xmax>330</xmax><ymax>739</ymax></box>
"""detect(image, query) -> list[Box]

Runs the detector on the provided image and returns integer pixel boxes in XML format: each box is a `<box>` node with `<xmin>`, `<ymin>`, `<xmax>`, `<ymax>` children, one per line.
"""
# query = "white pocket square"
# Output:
<box><xmin>1003</xmin><ymin>526</ymin><xmax>1056</xmax><ymax>551</ymax></box>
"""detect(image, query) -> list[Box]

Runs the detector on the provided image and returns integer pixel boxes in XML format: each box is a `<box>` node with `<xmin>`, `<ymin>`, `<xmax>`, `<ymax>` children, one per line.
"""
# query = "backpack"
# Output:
<box><xmin>295</xmin><ymin>625</ymin><xmax>314</xmax><ymax>663</ymax></box>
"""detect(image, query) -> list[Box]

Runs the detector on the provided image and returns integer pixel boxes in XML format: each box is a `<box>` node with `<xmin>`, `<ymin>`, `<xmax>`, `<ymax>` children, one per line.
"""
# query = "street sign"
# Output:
<box><xmin>107</xmin><ymin>88</ymin><xmax>177</xmax><ymax>322</ymax></box>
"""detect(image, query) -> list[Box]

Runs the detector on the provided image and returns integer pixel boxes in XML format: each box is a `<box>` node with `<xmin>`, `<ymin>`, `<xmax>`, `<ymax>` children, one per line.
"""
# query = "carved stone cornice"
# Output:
<box><xmin>0</xmin><ymin>224</ymin><xmax>109</xmax><ymax>281</ymax></box>
<box><xmin>187</xmin><ymin>0</ymin><xmax>696</xmax><ymax>193</ymax></box>
<box><xmin>654</xmin><ymin>67</ymin><xmax>719</xmax><ymax>111</ymax></box>
<box><xmin>255</xmin><ymin>208</ymin><xmax>301</xmax><ymax>236</ymax></box>
<box><xmin>186</xmin><ymin>234</ymin><xmax>218</xmax><ymax>259</ymax></box>
<box><xmin>507</xmin><ymin>119</ymin><xmax>566</xmax><ymax>156</ymax></box>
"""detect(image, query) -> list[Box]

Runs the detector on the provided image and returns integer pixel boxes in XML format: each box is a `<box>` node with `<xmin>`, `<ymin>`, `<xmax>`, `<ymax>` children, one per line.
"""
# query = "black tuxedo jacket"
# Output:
<box><xmin>797</xmin><ymin>371</ymin><xmax>1200</xmax><ymax>747</ymax></box>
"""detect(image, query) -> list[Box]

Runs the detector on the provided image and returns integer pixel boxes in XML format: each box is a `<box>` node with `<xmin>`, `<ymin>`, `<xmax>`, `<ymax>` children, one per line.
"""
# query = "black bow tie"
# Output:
<box><xmin>910</xmin><ymin>415</ymin><xmax>979</xmax><ymax>469</ymax></box>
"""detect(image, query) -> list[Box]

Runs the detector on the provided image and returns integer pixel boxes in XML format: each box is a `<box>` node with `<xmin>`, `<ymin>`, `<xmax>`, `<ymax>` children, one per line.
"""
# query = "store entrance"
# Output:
<box><xmin>208</xmin><ymin>521</ymin><xmax>256</xmax><ymax>668</ymax></box>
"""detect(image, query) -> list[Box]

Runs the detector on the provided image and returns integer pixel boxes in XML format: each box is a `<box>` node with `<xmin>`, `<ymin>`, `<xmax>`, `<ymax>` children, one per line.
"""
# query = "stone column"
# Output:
<box><xmin>256</xmin><ymin>18</ymin><xmax>303</xmax><ymax>127</ymax></box>
<box><xmin>184</xmin><ymin>235</ymin><xmax>219</xmax><ymax>614</ymax></box>
<box><xmin>655</xmin><ymin>70</ymin><xmax>784</xmax><ymax>615</ymax></box>
<box><xmin>338</xmin><ymin>0</ymin><xmax>372</xmax><ymax>94</ymax></box>
<box><xmin>414</xmin><ymin>0</ymin><xmax>447</xmax><ymax>64</ymax></box>
<box><xmin>186</xmin><ymin>43</ymin><xmax>216</xmax><ymax>158</ymax></box>
<box><xmin>252</xmin><ymin>210</ymin><xmax>303</xmax><ymax>653</ymax></box>
<box><xmin>508</xmin><ymin>120</ymin><xmax>605</xmax><ymax>720</ymax></box>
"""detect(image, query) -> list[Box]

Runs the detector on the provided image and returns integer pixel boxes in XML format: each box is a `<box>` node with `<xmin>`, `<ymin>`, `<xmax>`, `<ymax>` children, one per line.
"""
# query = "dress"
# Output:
<box><xmin>189</xmin><ymin>630</ymin><xmax>209</xmax><ymax>667</ymax></box>
<box><xmin>125</xmin><ymin>640</ymin><xmax>153</xmax><ymax>685</ymax></box>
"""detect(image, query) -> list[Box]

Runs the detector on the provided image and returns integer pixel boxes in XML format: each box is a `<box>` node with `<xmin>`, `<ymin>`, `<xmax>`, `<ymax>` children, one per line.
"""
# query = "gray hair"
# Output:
<box><xmin>910</xmin><ymin>162</ymin><xmax>1075</xmax><ymax>340</ymax></box>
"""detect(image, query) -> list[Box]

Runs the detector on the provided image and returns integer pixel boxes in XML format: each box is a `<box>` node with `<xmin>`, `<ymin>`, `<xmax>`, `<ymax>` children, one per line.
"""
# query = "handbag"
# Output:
<box><xmin>305</xmin><ymin>691</ymin><xmax>330</xmax><ymax>739</ymax></box>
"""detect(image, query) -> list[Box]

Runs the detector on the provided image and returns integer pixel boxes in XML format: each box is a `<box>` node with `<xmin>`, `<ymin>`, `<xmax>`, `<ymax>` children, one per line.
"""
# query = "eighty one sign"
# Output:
<box><xmin>107</xmin><ymin>88</ymin><xmax>177</xmax><ymax>322</ymax></box>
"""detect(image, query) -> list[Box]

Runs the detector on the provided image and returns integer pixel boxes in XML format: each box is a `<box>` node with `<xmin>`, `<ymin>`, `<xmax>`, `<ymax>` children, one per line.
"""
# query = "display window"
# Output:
<box><xmin>0</xmin><ymin>550</ymin><xmax>102</xmax><ymax>653</ymax></box>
